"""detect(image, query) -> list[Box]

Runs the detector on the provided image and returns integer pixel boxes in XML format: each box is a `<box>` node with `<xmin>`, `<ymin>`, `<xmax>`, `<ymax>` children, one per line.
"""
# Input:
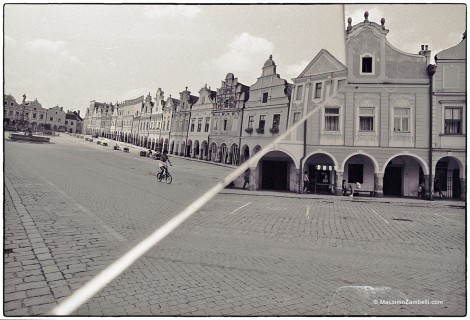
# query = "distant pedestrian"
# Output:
<box><xmin>434</xmin><ymin>177</ymin><xmax>445</xmax><ymax>198</ymax></box>
<box><xmin>342</xmin><ymin>179</ymin><xmax>348</xmax><ymax>196</ymax></box>
<box><xmin>303</xmin><ymin>171</ymin><xmax>310</xmax><ymax>193</ymax></box>
<box><xmin>417</xmin><ymin>180</ymin><xmax>426</xmax><ymax>199</ymax></box>
<box><xmin>243</xmin><ymin>168</ymin><xmax>251</xmax><ymax>189</ymax></box>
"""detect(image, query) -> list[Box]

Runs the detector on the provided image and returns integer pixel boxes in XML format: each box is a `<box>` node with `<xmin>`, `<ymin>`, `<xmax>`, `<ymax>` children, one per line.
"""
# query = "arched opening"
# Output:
<box><xmin>342</xmin><ymin>154</ymin><xmax>378</xmax><ymax>195</ymax></box>
<box><xmin>200</xmin><ymin>140</ymin><xmax>208</xmax><ymax>160</ymax></box>
<box><xmin>241</xmin><ymin>145</ymin><xmax>250</xmax><ymax>164</ymax></box>
<box><xmin>209</xmin><ymin>142</ymin><xmax>217</xmax><ymax>162</ymax></box>
<box><xmin>304</xmin><ymin>153</ymin><xmax>337</xmax><ymax>194</ymax></box>
<box><xmin>220</xmin><ymin>143</ymin><xmax>228</xmax><ymax>163</ymax></box>
<box><xmin>258</xmin><ymin>150</ymin><xmax>296</xmax><ymax>191</ymax></box>
<box><xmin>170</xmin><ymin>141</ymin><xmax>175</xmax><ymax>154</ymax></box>
<box><xmin>230</xmin><ymin>144</ymin><xmax>239</xmax><ymax>165</ymax></box>
<box><xmin>435</xmin><ymin>156</ymin><xmax>463</xmax><ymax>199</ymax></box>
<box><xmin>383</xmin><ymin>155</ymin><xmax>426</xmax><ymax>197</ymax></box>
<box><xmin>253</xmin><ymin>145</ymin><xmax>262</xmax><ymax>156</ymax></box>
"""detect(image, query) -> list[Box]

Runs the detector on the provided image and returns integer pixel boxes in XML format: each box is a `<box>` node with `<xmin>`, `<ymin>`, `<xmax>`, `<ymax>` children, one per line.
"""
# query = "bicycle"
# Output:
<box><xmin>157</xmin><ymin>168</ymin><xmax>172</xmax><ymax>184</ymax></box>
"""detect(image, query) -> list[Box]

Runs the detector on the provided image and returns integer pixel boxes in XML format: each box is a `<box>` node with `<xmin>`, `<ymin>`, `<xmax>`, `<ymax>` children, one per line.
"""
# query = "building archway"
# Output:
<box><xmin>240</xmin><ymin>145</ymin><xmax>250</xmax><ymax>164</ymax></box>
<box><xmin>253</xmin><ymin>145</ymin><xmax>262</xmax><ymax>155</ymax></box>
<box><xmin>435</xmin><ymin>156</ymin><xmax>464</xmax><ymax>199</ymax></box>
<box><xmin>304</xmin><ymin>152</ymin><xmax>338</xmax><ymax>194</ymax></box>
<box><xmin>193</xmin><ymin>140</ymin><xmax>199</xmax><ymax>158</ymax></box>
<box><xmin>186</xmin><ymin>140</ymin><xmax>192</xmax><ymax>157</ymax></box>
<box><xmin>209</xmin><ymin>142</ymin><xmax>217</xmax><ymax>162</ymax></box>
<box><xmin>163</xmin><ymin>139</ymin><xmax>169</xmax><ymax>152</ymax></box>
<box><xmin>230</xmin><ymin>143</ymin><xmax>239</xmax><ymax>165</ymax></box>
<box><xmin>342</xmin><ymin>153</ymin><xmax>378</xmax><ymax>194</ymax></box>
<box><xmin>220</xmin><ymin>143</ymin><xmax>228</xmax><ymax>163</ymax></box>
<box><xmin>258</xmin><ymin>150</ymin><xmax>296</xmax><ymax>191</ymax></box>
<box><xmin>170</xmin><ymin>141</ymin><xmax>175</xmax><ymax>154</ymax></box>
<box><xmin>383</xmin><ymin>155</ymin><xmax>425</xmax><ymax>197</ymax></box>
<box><xmin>200</xmin><ymin>140</ymin><xmax>208</xmax><ymax>160</ymax></box>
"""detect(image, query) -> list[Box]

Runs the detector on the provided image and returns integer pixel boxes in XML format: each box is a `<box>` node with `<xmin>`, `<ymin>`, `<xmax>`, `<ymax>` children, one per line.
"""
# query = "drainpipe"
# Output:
<box><xmin>298</xmin><ymin>82</ymin><xmax>310</xmax><ymax>193</ymax></box>
<box><xmin>427</xmin><ymin>63</ymin><xmax>436</xmax><ymax>200</ymax></box>
<box><xmin>238</xmin><ymin>101</ymin><xmax>245</xmax><ymax>166</ymax></box>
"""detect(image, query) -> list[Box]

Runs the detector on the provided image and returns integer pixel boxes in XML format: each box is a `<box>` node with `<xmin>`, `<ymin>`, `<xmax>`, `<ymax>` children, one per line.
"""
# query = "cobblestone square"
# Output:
<box><xmin>4</xmin><ymin>135</ymin><xmax>466</xmax><ymax>316</ymax></box>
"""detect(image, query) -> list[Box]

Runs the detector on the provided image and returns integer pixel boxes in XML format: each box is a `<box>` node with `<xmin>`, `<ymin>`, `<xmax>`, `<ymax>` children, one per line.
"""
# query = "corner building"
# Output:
<box><xmin>270</xmin><ymin>12</ymin><xmax>433</xmax><ymax>197</ymax></box>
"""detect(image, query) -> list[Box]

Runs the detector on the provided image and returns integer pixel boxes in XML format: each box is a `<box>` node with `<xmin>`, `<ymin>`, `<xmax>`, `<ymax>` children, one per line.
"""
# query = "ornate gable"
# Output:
<box><xmin>299</xmin><ymin>49</ymin><xmax>346</xmax><ymax>78</ymax></box>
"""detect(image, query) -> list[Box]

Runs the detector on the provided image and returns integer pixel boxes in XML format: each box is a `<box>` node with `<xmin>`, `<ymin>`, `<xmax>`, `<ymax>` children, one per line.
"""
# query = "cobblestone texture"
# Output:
<box><xmin>3</xmin><ymin>135</ymin><xmax>466</xmax><ymax>316</ymax></box>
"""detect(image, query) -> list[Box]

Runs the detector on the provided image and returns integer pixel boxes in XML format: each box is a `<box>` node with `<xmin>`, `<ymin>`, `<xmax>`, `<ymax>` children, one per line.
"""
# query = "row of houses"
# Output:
<box><xmin>3</xmin><ymin>94</ymin><xmax>83</xmax><ymax>133</ymax></box>
<box><xmin>82</xmin><ymin>13</ymin><xmax>466</xmax><ymax>199</ymax></box>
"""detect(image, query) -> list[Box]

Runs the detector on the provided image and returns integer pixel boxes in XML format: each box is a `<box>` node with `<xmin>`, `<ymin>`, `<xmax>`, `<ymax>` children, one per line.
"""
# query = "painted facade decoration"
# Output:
<box><xmin>187</xmin><ymin>84</ymin><xmax>216</xmax><ymax>160</ymax></box>
<box><xmin>209</xmin><ymin>73</ymin><xmax>249</xmax><ymax>165</ymax></box>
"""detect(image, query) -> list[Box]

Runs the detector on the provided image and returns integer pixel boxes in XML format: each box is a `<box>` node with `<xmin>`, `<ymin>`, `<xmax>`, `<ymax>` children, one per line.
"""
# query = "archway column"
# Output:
<box><xmin>334</xmin><ymin>171</ymin><xmax>344</xmax><ymax>196</ymax></box>
<box><xmin>424</xmin><ymin>174</ymin><xmax>432</xmax><ymax>200</ymax></box>
<box><xmin>374</xmin><ymin>173</ymin><xmax>384</xmax><ymax>198</ymax></box>
<box><xmin>460</xmin><ymin>178</ymin><xmax>466</xmax><ymax>200</ymax></box>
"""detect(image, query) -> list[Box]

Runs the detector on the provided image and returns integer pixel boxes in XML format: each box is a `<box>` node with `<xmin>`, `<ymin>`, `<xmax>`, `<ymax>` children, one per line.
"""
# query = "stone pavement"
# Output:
<box><xmin>3</xmin><ymin>134</ymin><xmax>467</xmax><ymax>316</ymax></box>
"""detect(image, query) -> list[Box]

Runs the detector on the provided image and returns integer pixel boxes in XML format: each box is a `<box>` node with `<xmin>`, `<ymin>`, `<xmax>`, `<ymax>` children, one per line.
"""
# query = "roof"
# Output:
<box><xmin>435</xmin><ymin>37</ymin><xmax>466</xmax><ymax>60</ymax></box>
<box><xmin>65</xmin><ymin>112</ymin><xmax>82</xmax><ymax>121</ymax></box>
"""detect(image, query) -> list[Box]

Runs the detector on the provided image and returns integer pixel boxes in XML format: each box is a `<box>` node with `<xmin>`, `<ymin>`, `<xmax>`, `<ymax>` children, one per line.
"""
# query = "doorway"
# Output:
<box><xmin>261</xmin><ymin>161</ymin><xmax>288</xmax><ymax>191</ymax></box>
<box><xmin>384</xmin><ymin>166</ymin><xmax>402</xmax><ymax>196</ymax></box>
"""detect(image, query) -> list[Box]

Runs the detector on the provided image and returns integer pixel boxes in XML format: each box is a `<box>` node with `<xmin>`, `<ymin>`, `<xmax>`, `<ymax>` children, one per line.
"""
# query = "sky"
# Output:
<box><xmin>3</xmin><ymin>3</ymin><xmax>466</xmax><ymax>117</ymax></box>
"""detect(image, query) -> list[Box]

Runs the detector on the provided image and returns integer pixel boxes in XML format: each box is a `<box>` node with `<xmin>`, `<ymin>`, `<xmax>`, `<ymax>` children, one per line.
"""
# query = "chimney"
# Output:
<box><xmin>78</xmin><ymin>110</ymin><xmax>80</xmax><ymax>116</ymax></box>
<box><xmin>419</xmin><ymin>44</ymin><xmax>431</xmax><ymax>65</ymax></box>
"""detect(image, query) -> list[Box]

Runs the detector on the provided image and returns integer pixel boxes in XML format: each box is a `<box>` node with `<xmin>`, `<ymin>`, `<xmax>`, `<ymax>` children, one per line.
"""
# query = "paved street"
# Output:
<box><xmin>4</xmin><ymin>134</ymin><xmax>466</xmax><ymax>316</ymax></box>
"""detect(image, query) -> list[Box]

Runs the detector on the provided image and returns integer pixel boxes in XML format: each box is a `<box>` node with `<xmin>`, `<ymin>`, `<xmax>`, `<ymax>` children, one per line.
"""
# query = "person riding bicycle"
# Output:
<box><xmin>159</xmin><ymin>150</ymin><xmax>172</xmax><ymax>177</ymax></box>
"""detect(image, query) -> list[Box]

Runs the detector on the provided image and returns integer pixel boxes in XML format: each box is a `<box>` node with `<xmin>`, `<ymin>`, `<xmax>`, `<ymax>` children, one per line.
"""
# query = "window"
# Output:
<box><xmin>224</xmin><ymin>99</ymin><xmax>229</xmax><ymax>108</ymax></box>
<box><xmin>40</xmin><ymin>114</ymin><xmax>43</xmax><ymax>119</ymax></box>
<box><xmin>71</xmin><ymin>121</ymin><xmax>73</xmax><ymax>125</ymax></box>
<box><xmin>65</xmin><ymin>121</ymin><xmax>68</xmax><ymax>125</ymax></box>
<box><xmin>259</xmin><ymin>115</ymin><xmax>266</xmax><ymax>129</ymax></box>
<box><xmin>314</xmin><ymin>83</ymin><xmax>322</xmax><ymax>99</ymax></box>
<box><xmin>197</xmin><ymin>119</ymin><xmax>202</xmax><ymax>132</ymax></box>
<box><xmin>348</xmin><ymin>164</ymin><xmax>363</xmax><ymax>184</ymax></box>
<box><xmin>50</xmin><ymin>117</ymin><xmax>53</xmax><ymax>121</ymax></box>
<box><xmin>205</xmin><ymin>118</ymin><xmax>210</xmax><ymax>132</ymax></box>
<box><xmin>11</xmin><ymin>102</ymin><xmax>13</xmax><ymax>106</ymax></box>
<box><xmin>58</xmin><ymin>118</ymin><xmax>61</xmax><ymax>123</ymax></box>
<box><xmin>324</xmin><ymin>108</ymin><xmax>340</xmax><ymax>131</ymax></box>
<box><xmin>223</xmin><ymin>119</ymin><xmax>228</xmax><ymax>131</ymax></box>
<box><xmin>362</xmin><ymin>56</ymin><xmax>373</xmax><ymax>73</ymax></box>
<box><xmin>262</xmin><ymin>92</ymin><xmax>269</xmax><ymax>103</ymax></box>
<box><xmin>190</xmin><ymin>119</ymin><xmax>195</xmax><ymax>132</ymax></box>
<box><xmin>393</xmin><ymin>108</ymin><xmax>410</xmax><ymax>132</ymax></box>
<box><xmin>272</xmin><ymin>114</ymin><xmax>280</xmax><ymax>129</ymax></box>
<box><xmin>33</xmin><ymin>113</ymin><xmax>37</xmax><ymax>119</ymax></box>
<box><xmin>293</xmin><ymin>112</ymin><xmax>301</xmax><ymax>124</ymax></box>
<box><xmin>359</xmin><ymin>108</ymin><xmax>374</xmax><ymax>131</ymax></box>
<box><xmin>444</xmin><ymin>107</ymin><xmax>462</xmax><ymax>134</ymax></box>
<box><xmin>295</xmin><ymin>85</ymin><xmax>303</xmax><ymax>100</ymax></box>
<box><xmin>9</xmin><ymin>111</ymin><xmax>13</xmax><ymax>116</ymax></box>
<box><xmin>201</xmin><ymin>97</ymin><xmax>205</xmax><ymax>104</ymax></box>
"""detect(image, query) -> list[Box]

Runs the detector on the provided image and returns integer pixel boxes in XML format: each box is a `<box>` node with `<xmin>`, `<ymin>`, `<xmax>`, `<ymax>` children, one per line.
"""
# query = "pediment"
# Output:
<box><xmin>299</xmin><ymin>49</ymin><xmax>346</xmax><ymax>78</ymax></box>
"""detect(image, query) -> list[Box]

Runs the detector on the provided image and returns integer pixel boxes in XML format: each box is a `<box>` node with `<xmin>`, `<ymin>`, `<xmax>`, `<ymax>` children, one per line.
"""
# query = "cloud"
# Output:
<box><xmin>285</xmin><ymin>60</ymin><xmax>310</xmax><ymax>80</ymax></box>
<box><xmin>24</xmin><ymin>38</ymin><xmax>83</xmax><ymax>65</ymax></box>
<box><xmin>143</xmin><ymin>5</ymin><xmax>202</xmax><ymax>20</ymax></box>
<box><xmin>211</xmin><ymin>33</ymin><xmax>274</xmax><ymax>74</ymax></box>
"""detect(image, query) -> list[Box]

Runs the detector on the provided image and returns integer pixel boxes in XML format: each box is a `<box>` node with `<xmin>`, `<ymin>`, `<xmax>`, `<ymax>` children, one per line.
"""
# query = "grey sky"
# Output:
<box><xmin>3</xmin><ymin>3</ymin><xmax>466</xmax><ymax>116</ymax></box>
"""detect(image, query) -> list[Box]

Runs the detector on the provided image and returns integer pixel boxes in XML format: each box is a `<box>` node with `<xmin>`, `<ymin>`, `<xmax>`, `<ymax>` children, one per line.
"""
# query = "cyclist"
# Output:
<box><xmin>159</xmin><ymin>150</ymin><xmax>172</xmax><ymax>177</ymax></box>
